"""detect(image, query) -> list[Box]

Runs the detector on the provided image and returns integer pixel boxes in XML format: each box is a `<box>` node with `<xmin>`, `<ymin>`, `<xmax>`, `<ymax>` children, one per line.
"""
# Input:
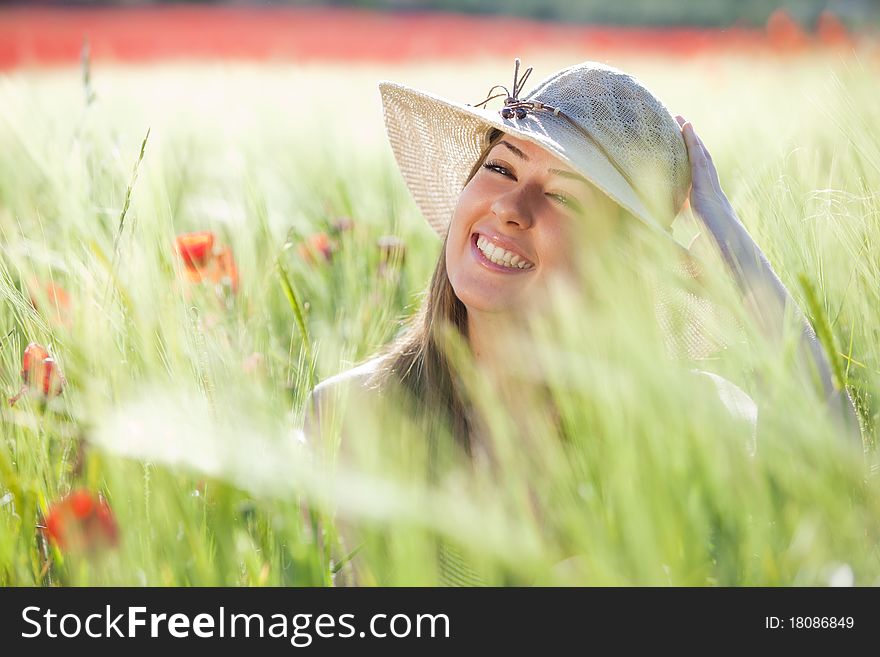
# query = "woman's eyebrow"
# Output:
<box><xmin>499</xmin><ymin>140</ymin><xmax>528</xmax><ymax>160</ymax></box>
<box><xmin>498</xmin><ymin>141</ymin><xmax>592</xmax><ymax>189</ymax></box>
<box><xmin>549</xmin><ymin>168</ymin><xmax>593</xmax><ymax>188</ymax></box>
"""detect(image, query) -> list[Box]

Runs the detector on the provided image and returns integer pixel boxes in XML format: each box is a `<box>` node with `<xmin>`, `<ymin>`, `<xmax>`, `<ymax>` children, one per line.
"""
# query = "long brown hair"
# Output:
<box><xmin>366</xmin><ymin>127</ymin><xmax>506</xmax><ymax>458</ymax></box>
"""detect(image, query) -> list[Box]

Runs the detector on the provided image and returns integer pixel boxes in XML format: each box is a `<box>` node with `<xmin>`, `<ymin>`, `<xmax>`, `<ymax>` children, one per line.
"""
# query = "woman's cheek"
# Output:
<box><xmin>546</xmin><ymin>231</ymin><xmax>581</xmax><ymax>279</ymax></box>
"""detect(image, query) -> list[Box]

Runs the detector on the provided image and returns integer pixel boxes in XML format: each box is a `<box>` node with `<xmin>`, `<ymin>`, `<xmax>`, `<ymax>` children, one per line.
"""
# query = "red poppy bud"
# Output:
<box><xmin>20</xmin><ymin>342</ymin><xmax>65</xmax><ymax>399</ymax></box>
<box><xmin>21</xmin><ymin>342</ymin><xmax>66</xmax><ymax>397</ymax></box>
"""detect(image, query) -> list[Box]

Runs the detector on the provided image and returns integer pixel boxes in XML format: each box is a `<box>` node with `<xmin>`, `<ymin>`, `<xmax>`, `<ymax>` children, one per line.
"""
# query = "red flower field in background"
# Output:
<box><xmin>766</xmin><ymin>9</ymin><xmax>810</xmax><ymax>52</ymax></box>
<box><xmin>0</xmin><ymin>6</ymin><xmax>865</xmax><ymax>70</ymax></box>
<box><xmin>43</xmin><ymin>490</ymin><xmax>119</xmax><ymax>554</ymax></box>
<box><xmin>10</xmin><ymin>341</ymin><xmax>65</xmax><ymax>405</ymax></box>
<box><xmin>816</xmin><ymin>10</ymin><xmax>851</xmax><ymax>48</ymax></box>
<box><xmin>175</xmin><ymin>231</ymin><xmax>239</xmax><ymax>294</ymax></box>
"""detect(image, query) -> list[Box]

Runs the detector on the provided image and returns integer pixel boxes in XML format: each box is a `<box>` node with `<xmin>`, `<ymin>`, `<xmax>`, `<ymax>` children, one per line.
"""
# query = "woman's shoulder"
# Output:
<box><xmin>303</xmin><ymin>355</ymin><xmax>387</xmax><ymax>442</ymax></box>
<box><xmin>310</xmin><ymin>355</ymin><xmax>385</xmax><ymax>401</ymax></box>
<box><xmin>689</xmin><ymin>368</ymin><xmax>758</xmax><ymax>456</ymax></box>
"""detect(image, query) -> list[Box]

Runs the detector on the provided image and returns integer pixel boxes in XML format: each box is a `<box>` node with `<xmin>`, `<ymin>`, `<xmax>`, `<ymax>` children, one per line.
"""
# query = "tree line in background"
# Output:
<box><xmin>4</xmin><ymin>0</ymin><xmax>878</xmax><ymax>28</ymax></box>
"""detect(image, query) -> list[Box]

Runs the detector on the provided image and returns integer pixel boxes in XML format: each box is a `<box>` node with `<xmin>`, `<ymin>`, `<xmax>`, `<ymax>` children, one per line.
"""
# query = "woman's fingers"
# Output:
<box><xmin>696</xmin><ymin>132</ymin><xmax>715</xmax><ymax>166</ymax></box>
<box><xmin>680</xmin><ymin>121</ymin><xmax>702</xmax><ymax>161</ymax></box>
<box><xmin>691</xmin><ymin>130</ymin><xmax>724</xmax><ymax>194</ymax></box>
<box><xmin>676</xmin><ymin>115</ymin><xmax>742</xmax><ymax>234</ymax></box>
<box><xmin>677</xmin><ymin>116</ymin><xmax>733</xmax><ymax>213</ymax></box>
<box><xmin>681</xmin><ymin>122</ymin><xmax>710</xmax><ymax>180</ymax></box>
<box><xmin>681</xmin><ymin>121</ymin><xmax>722</xmax><ymax>192</ymax></box>
<box><xmin>690</xmin><ymin>127</ymin><xmax>717</xmax><ymax>173</ymax></box>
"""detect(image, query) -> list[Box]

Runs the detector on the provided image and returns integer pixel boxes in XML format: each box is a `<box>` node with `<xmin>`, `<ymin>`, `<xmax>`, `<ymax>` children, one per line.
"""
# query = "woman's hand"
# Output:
<box><xmin>674</xmin><ymin>114</ymin><xmax>773</xmax><ymax>295</ymax></box>
<box><xmin>674</xmin><ymin>115</ymin><xmax>744</xmax><ymax>259</ymax></box>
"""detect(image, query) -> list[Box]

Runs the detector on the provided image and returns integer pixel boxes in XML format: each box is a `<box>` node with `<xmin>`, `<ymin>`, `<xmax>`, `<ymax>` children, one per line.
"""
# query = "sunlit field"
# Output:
<box><xmin>2</xmin><ymin>45</ymin><xmax>880</xmax><ymax>586</ymax></box>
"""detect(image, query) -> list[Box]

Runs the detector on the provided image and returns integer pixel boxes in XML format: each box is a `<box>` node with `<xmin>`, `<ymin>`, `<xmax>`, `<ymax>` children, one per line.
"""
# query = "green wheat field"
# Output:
<box><xmin>1</xmin><ymin>51</ymin><xmax>879</xmax><ymax>586</ymax></box>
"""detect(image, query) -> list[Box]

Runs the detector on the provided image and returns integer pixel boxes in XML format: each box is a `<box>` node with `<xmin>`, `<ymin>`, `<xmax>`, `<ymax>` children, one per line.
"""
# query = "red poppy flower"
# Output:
<box><xmin>176</xmin><ymin>231</ymin><xmax>215</xmax><ymax>273</ymax></box>
<box><xmin>21</xmin><ymin>342</ymin><xmax>49</xmax><ymax>382</ymax></box>
<box><xmin>43</xmin><ymin>490</ymin><xmax>119</xmax><ymax>553</ymax></box>
<box><xmin>175</xmin><ymin>231</ymin><xmax>241</xmax><ymax>296</ymax></box>
<box><xmin>16</xmin><ymin>342</ymin><xmax>65</xmax><ymax>399</ymax></box>
<box><xmin>297</xmin><ymin>232</ymin><xmax>335</xmax><ymax>265</ymax></box>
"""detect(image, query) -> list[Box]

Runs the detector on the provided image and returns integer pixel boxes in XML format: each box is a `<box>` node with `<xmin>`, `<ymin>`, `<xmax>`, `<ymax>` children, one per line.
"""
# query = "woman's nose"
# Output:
<box><xmin>490</xmin><ymin>187</ymin><xmax>535</xmax><ymax>230</ymax></box>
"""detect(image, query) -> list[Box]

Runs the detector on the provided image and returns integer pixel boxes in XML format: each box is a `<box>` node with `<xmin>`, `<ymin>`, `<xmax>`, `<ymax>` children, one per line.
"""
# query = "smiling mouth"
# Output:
<box><xmin>472</xmin><ymin>234</ymin><xmax>535</xmax><ymax>270</ymax></box>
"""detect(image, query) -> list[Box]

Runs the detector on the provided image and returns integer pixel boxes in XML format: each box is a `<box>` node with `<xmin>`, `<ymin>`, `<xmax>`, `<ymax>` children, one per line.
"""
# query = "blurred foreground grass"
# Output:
<box><xmin>1</xmin><ymin>52</ymin><xmax>879</xmax><ymax>585</ymax></box>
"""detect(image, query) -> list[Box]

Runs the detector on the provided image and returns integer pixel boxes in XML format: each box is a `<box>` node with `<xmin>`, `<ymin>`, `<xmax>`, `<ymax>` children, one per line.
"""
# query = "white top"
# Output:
<box><xmin>690</xmin><ymin>368</ymin><xmax>758</xmax><ymax>457</ymax></box>
<box><xmin>303</xmin><ymin>357</ymin><xmax>759</xmax><ymax>456</ymax></box>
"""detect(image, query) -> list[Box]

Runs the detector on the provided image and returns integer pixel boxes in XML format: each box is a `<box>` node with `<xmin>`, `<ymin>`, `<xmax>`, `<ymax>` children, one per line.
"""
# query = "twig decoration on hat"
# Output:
<box><xmin>469</xmin><ymin>59</ymin><xmax>656</xmax><ymax>222</ymax></box>
<box><xmin>470</xmin><ymin>58</ymin><xmax>562</xmax><ymax>120</ymax></box>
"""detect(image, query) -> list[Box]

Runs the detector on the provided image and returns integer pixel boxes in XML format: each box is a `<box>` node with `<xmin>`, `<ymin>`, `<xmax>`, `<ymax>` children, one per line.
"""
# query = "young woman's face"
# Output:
<box><xmin>446</xmin><ymin>134</ymin><xmax>620</xmax><ymax>316</ymax></box>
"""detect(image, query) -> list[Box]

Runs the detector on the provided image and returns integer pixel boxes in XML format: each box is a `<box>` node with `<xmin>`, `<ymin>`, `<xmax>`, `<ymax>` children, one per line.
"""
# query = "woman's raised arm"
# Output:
<box><xmin>674</xmin><ymin>116</ymin><xmax>863</xmax><ymax>450</ymax></box>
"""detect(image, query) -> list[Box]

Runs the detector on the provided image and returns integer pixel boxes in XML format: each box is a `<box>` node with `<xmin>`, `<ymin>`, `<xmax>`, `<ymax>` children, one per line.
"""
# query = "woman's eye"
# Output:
<box><xmin>482</xmin><ymin>161</ymin><xmax>513</xmax><ymax>178</ymax></box>
<box><xmin>548</xmin><ymin>193</ymin><xmax>584</xmax><ymax>213</ymax></box>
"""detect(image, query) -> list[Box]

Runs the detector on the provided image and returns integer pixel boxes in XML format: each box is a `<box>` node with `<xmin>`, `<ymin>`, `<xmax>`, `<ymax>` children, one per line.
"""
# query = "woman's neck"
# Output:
<box><xmin>465</xmin><ymin>308</ymin><xmax>518</xmax><ymax>372</ymax></box>
<box><xmin>463</xmin><ymin>307</ymin><xmax>560</xmax><ymax>473</ymax></box>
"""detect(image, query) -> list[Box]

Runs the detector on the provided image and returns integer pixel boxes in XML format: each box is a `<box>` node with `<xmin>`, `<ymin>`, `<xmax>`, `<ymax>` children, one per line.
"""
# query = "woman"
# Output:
<box><xmin>303</xmin><ymin>59</ymin><xmax>863</xmax><ymax>584</ymax></box>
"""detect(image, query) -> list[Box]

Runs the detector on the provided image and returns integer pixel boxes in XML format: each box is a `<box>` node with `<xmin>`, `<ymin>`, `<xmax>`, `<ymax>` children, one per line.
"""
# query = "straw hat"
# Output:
<box><xmin>379</xmin><ymin>59</ymin><xmax>691</xmax><ymax>244</ymax></box>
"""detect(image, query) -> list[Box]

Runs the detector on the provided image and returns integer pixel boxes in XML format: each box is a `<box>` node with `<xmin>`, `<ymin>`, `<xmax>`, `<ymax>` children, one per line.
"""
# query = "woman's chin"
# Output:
<box><xmin>450</xmin><ymin>271</ymin><xmax>536</xmax><ymax>317</ymax></box>
<box><xmin>456</xmin><ymin>290</ymin><xmax>523</xmax><ymax>317</ymax></box>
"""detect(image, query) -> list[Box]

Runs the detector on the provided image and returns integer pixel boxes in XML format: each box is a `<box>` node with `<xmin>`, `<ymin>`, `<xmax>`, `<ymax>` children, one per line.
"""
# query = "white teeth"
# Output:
<box><xmin>475</xmin><ymin>234</ymin><xmax>533</xmax><ymax>270</ymax></box>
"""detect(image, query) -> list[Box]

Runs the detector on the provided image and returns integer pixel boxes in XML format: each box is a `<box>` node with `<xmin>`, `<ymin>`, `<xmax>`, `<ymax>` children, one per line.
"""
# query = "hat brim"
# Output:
<box><xmin>378</xmin><ymin>80</ymin><xmax>680</xmax><ymax>248</ymax></box>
